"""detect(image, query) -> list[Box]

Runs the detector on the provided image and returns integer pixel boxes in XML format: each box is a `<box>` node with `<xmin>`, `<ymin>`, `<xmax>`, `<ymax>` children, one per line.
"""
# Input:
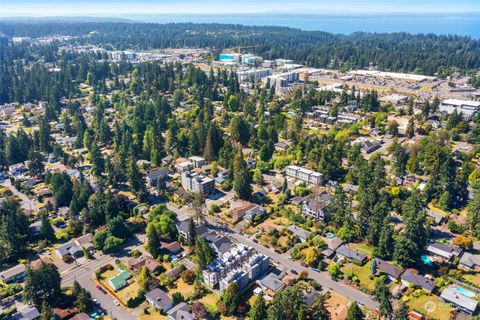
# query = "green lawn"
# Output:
<box><xmin>349</xmin><ymin>243</ymin><xmax>375</xmax><ymax>258</ymax></box>
<box><xmin>462</xmin><ymin>271</ymin><xmax>480</xmax><ymax>287</ymax></box>
<box><xmin>340</xmin><ymin>261</ymin><xmax>376</xmax><ymax>292</ymax></box>
<box><xmin>404</xmin><ymin>293</ymin><xmax>452</xmax><ymax>320</ymax></box>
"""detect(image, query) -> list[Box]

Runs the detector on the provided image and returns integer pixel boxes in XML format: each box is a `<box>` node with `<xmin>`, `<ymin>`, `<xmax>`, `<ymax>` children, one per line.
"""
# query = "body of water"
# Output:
<box><xmin>128</xmin><ymin>13</ymin><xmax>480</xmax><ymax>38</ymax></box>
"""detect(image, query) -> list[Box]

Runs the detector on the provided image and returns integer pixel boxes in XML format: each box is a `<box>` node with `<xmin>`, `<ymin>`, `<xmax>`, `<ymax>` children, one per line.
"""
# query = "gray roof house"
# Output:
<box><xmin>167</xmin><ymin>302</ymin><xmax>194</xmax><ymax>320</ymax></box>
<box><xmin>440</xmin><ymin>286</ymin><xmax>478</xmax><ymax>315</ymax></box>
<box><xmin>55</xmin><ymin>241</ymin><xmax>83</xmax><ymax>260</ymax></box>
<box><xmin>145</xmin><ymin>288</ymin><xmax>173</xmax><ymax>312</ymax></box>
<box><xmin>211</xmin><ymin>236</ymin><xmax>233</xmax><ymax>255</ymax></box>
<box><xmin>321</xmin><ymin>237</ymin><xmax>343</xmax><ymax>258</ymax></box>
<box><xmin>375</xmin><ymin>258</ymin><xmax>403</xmax><ymax>280</ymax></box>
<box><xmin>426</xmin><ymin>242</ymin><xmax>463</xmax><ymax>261</ymax></box>
<box><xmin>335</xmin><ymin>245</ymin><xmax>367</xmax><ymax>264</ymax></box>
<box><xmin>459</xmin><ymin>252</ymin><xmax>480</xmax><ymax>269</ymax></box>
<box><xmin>0</xmin><ymin>264</ymin><xmax>26</xmax><ymax>283</ymax></box>
<box><xmin>13</xmin><ymin>306</ymin><xmax>40</xmax><ymax>320</ymax></box>
<box><xmin>401</xmin><ymin>269</ymin><xmax>436</xmax><ymax>293</ymax></box>
<box><xmin>146</xmin><ymin>168</ymin><xmax>169</xmax><ymax>187</ymax></box>
<box><xmin>287</xmin><ymin>225</ymin><xmax>311</xmax><ymax>243</ymax></box>
<box><xmin>256</xmin><ymin>273</ymin><xmax>285</xmax><ymax>297</ymax></box>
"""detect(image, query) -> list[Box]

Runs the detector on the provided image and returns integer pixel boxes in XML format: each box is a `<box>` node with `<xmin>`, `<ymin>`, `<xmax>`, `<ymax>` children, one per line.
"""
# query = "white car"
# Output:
<box><xmin>113</xmin><ymin>300</ymin><xmax>120</xmax><ymax>306</ymax></box>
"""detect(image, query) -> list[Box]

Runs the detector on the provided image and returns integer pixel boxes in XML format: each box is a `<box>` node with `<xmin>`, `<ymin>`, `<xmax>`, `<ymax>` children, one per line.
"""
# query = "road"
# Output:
<box><xmin>170</xmin><ymin>200</ymin><xmax>379</xmax><ymax>310</ymax></box>
<box><xmin>229</xmin><ymin>233</ymin><xmax>379</xmax><ymax>310</ymax></box>
<box><xmin>60</xmin><ymin>236</ymin><xmax>145</xmax><ymax>320</ymax></box>
<box><xmin>2</xmin><ymin>179</ymin><xmax>38</xmax><ymax>212</ymax></box>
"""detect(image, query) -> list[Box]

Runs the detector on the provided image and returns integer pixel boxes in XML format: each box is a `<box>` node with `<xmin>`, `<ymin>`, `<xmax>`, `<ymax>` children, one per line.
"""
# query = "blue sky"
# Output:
<box><xmin>1</xmin><ymin>0</ymin><xmax>479</xmax><ymax>17</ymax></box>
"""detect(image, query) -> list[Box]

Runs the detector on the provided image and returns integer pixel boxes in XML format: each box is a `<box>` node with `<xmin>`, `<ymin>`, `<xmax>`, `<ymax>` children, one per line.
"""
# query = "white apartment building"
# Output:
<box><xmin>203</xmin><ymin>244</ymin><xmax>269</xmax><ymax>292</ymax></box>
<box><xmin>181</xmin><ymin>171</ymin><xmax>215</xmax><ymax>195</ymax></box>
<box><xmin>285</xmin><ymin>165</ymin><xmax>323</xmax><ymax>186</ymax></box>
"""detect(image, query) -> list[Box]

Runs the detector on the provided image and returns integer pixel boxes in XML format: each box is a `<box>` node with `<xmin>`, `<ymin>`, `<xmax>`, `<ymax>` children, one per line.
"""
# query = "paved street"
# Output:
<box><xmin>2</xmin><ymin>180</ymin><xmax>38</xmax><ymax>212</ymax></box>
<box><xmin>229</xmin><ymin>232</ymin><xmax>379</xmax><ymax>310</ymax></box>
<box><xmin>60</xmin><ymin>236</ymin><xmax>145</xmax><ymax>320</ymax></box>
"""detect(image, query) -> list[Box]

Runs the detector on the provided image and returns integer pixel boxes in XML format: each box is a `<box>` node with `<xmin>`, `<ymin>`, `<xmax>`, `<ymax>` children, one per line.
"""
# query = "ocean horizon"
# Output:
<box><xmin>124</xmin><ymin>13</ymin><xmax>480</xmax><ymax>38</ymax></box>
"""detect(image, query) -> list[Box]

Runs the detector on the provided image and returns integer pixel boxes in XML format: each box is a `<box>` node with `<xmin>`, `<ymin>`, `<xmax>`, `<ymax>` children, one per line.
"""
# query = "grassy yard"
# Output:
<box><xmin>136</xmin><ymin>311</ymin><xmax>167</xmax><ymax>320</ymax></box>
<box><xmin>349</xmin><ymin>243</ymin><xmax>375</xmax><ymax>258</ymax></box>
<box><xmin>404</xmin><ymin>293</ymin><xmax>452</xmax><ymax>320</ymax></box>
<box><xmin>167</xmin><ymin>278</ymin><xmax>195</xmax><ymax>299</ymax></box>
<box><xmin>340</xmin><ymin>261</ymin><xmax>376</xmax><ymax>292</ymax></box>
<box><xmin>116</xmin><ymin>280</ymin><xmax>140</xmax><ymax>305</ymax></box>
<box><xmin>199</xmin><ymin>293</ymin><xmax>219</xmax><ymax>313</ymax></box>
<box><xmin>462</xmin><ymin>272</ymin><xmax>480</xmax><ymax>287</ymax></box>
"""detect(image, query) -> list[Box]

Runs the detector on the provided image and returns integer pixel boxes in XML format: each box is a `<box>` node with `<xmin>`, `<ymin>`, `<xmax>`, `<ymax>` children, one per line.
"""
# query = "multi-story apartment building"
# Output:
<box><xmin>203</xmin><ymin>244</ymin><xmax>270</xmax><ymax>292</ymax></box>
<box><xmin>181</xmin><ymin>171</ymin><xmax>215</xmax><ymax>195</ymax></box>
<box><xmin>285</xmin><ymin>165</ymin><xmax>323</xmax><ymax>186</ymax></box>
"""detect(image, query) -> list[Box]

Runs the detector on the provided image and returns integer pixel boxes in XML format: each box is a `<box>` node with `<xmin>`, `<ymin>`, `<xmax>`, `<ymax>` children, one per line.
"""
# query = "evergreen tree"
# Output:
<box><xmin>346</xmin><ymin>302</ymin><xmax>365</xmax><ymax>320</ymax></box>
<box><xmin>187</xmin><ymin>218</ymin><xmax>196</xmax><ymax>246</ymax></box>
<box><xmin>23</xmin><ymin>263</ymin><xmax>61</xmax><ymax>307</ymax></box>
<box><xmin>308</xmin><ymin>293</ymin><xmax>330</xmax><ymax>320</ymax></box>
<box><xmin>249</xmin><ymin>293</ymin><xmax>267</xmax><ymax>320</ymax></box>
<box><xmin>374</xmin><ymin>277</ymin><xmax>393</xmax><ymax>319</ymax></box>
<box><xmin>39</xmin><ymin>210</ymin><xmax>56</xmax><ymax>242</ymax></box>
<box><xmin>40</xmin><ymin>301</ymin><xmax>55</xmax><ymax>320</ymax></box>
<box><xmin>146</xmin><ymin>224</ymin><xmax>161</xmax><ymax>259</ymax></box>
<box><xmin>406</xmin><ymin>118</ymin><xmax>415</xmax><ymax>139</ymax></box>
<box><xmin>222</xmin><ymin>282</ymin><xmax>240</xmax><ymax>315</ymax></box>
<box><xmin>233</xmin><ymin>151</ymin><xmax>252</xmax><ymax>200</ymax></box>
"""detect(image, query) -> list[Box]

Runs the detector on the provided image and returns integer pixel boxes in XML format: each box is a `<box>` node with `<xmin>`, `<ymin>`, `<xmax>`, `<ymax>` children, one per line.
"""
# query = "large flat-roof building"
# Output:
<box><xmin>285</xmin><ymin>165</ymin><xmax>323</xmax><ymax>186</ymax></box>
<box><xmin>181</xmin><ymin>171</ymin><xmax>215</xmax><ymax>195</ymax></box>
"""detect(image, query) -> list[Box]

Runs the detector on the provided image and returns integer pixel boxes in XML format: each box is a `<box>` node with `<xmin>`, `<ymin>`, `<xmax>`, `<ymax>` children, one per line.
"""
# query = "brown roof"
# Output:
<box><xmin>164</xmin><ymin>242</ymin><xmax>183</xmax><ymax>254</ymax></box>
<box><xmin>128</xmin><ymin>256</ymin><xmax>162</xmax><ymax>273</ymax></box>
<box><xmin>30</xmin><ymin>256</ymin><xmax>54</xmax><ymax>270</ymax></box>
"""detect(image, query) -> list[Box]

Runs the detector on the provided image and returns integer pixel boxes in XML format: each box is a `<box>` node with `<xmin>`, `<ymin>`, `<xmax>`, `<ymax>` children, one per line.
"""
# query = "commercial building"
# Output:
<box><xmin>285</xmin><ymin>165</ymin><xmax>323</xmax><ymax>186</ymax></box>
<box><xmin>439</xmin><ymin>99</ymin><xmax>480</xmax><ymax>119</ymax></box>
<box><xmin>181</xmin><ymin>171</ymin><xmax>215</xmax><ymax>195</ymax></box>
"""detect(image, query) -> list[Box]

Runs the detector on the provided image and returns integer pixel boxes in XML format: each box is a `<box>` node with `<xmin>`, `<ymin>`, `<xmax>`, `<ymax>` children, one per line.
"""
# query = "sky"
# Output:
<box><xmin>1</xmin><ymin>0</ymin><xmax>480</xmax><ymax>17</ymax></box>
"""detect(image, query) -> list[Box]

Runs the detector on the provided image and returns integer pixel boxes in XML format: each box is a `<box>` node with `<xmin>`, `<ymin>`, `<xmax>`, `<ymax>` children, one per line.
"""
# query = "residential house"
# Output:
<box><xmin>71</xmin><ymin>313</ymin><xmax>91</xmax><ymax>320</ymax></box>
<box><xmin>0</xmin><ymin>264</ymin><xmax>26</xmax><ymax>283</ymax></box>
<box><xmin>13</xmin><ymin>306</ymin><xmax>40</xmax><ymax>320</ymax></box>
<box><xmin>127</xmin><ymin>256</ymin><xmax>163</xmax><ymax>274</ymax></box>
<box><xmin>176</xmin><ymin>220</ymin><xmax>208</xmax><ymax>240</ymax></box>
<box><xmin>335</xmin><ymin>245</ymin><xmax>367</xmax><ymax>265</ymax></box>
<box><xmin>230</xmin><ymin>201</ymin><xmax>266</xmax><ymax>223</ymax></box>
<box><xmin>146</xmin><ymin>168</ymin><xmax>169</xmax><ymax>187</ymax></box>
<box><xmin>164</xmin><ymin>242</ymin><xmax>183</xmax><ymax>255</ymax></box>
<box><xmin>375</xmin><ymin>258</ymin><xmax>403</xmax><ymax>281</ymax></box>
<box><xmin>108</xmin><ymin>270</ymin><xmax>131</xmax><ymax>291</ymax></box>
<box><xmin>459</xmin><ymin>252</ymin><xmax>480</xmax><ymax>270</ymax></box>
<box><xmin>8</xmin><ymin>162</ymin><xmax>26</xmax><ymax>175</ymax></box>
<box><xmin>274</xmin><ymin>141</ymin><xmax>289</xmax><ymax>152</ymax></box>
<box><xmin>256</xmin><ymin>273</ymin><xmax>285</xmax><ymax>298</ymax></box>
<box><xmin>211</xmin><ymin>236</ymin><xmax>234</xmax><ymax>255</ymax></box>
<box><xmin>301</xmin><ymin>192</ymin><xmax>331</xmax><ymax>221</ymax></box>
<box><xmin>145</xmin><ymin>288</ymin><xmax>173</xmax><ymax>312</ymax></box>
<box><xmin>426</xmin><ymin>210</ymin><xmax>445</xmax><ymax>225</ymax></box>
<box><xmin>55</xmin><ymin>241</ymin><xmax>83</xmax><ymax>261</ymax></box>
<box><xmin>167</xmin><ymin>302</ymin><xmax>194</xmax><ymax>320</ymax></box>
<box><xmin>426</xmin><ymin>242</ymin><xmax>463</xmax><ymax>262</ymax></box>
<box><xmin>440</xmin><ymin>286</ymin><xmax>478</xmax><ymax>315</ymax></box>
<box><xmin>287</xmin><ymin>225</ymin><xmax>311</xmax><ymax>243</ymax></box>
<box><xmin>165</xmin><ymin>266</ymin><xmax>182</xmax><ymax>280</ymax></box>
<box><xmin>74</xmin><ymin>233</ymin><xmax>94</xmax><ymax>253</ymax></box>
<box><xmin>321</xmin><ymin>237</ymin><xmax>343</xmax><ymax>258</ymax></box>
<box><xmin>401</xmin><ymin>269</ymin><xmax>436</xmax><ymax>293</ymax></box>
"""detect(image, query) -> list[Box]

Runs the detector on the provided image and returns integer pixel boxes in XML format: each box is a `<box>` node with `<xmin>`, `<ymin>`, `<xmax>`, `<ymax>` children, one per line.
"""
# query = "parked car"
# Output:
<box><xmin>290</xmin><ymin>269</ymin><xmax>298</xmax><ymax>275</ymax></box>
<box><xmin>113</xmin><ymin>300</ymin><xmax>120</xmax><ymax>306</ymax></box>
<box><xmin>96</xmin><ymin>285</ymin><xmax>106</xmax><ymax>294</ymax></box>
